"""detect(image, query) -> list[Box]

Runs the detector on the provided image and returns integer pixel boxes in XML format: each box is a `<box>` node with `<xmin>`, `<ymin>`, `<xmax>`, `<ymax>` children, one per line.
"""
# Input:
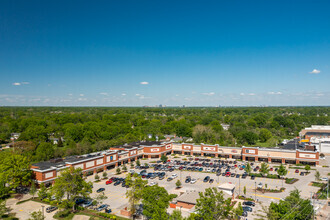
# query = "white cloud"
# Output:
<box><xmin>12</xmin><ymin>82</ymin><xmax>21</xmax><ymax>86</ymax></box>
<box><xmin>240</xmin><ymin>93</ymin><xmax>245</xmax><ymax>96</ymax></box>
<box><xmin>79</xmin><ymin>94</ymin><xmax>84</xmax><ymax>97</ymax></box>
<box><xmin>248</xmin><ymin>93</ymin><xmax>255</xmax><ymax>96</ymax></box>
<box><xmin>99</xmin><ymin>92</ymin><xmax>108</xmax><ymax>96</ymax></box>
<box><xmin>202</xmin><ymin>92</ymin><xmax>215</xmax><ymax>96</ymax></box>
<box><xmin>135</xmin><ymin>94</ymin><xmax>141</xmax><ymax>96</ymax></box>
<box><xmin>78</xmin><ymin>97</ymin><xmax>87</xmax><ymax>101</ymax></box>
<box><xmin>268</xmin><ymin>91</ymin><xmax>282</xmax><ymax>95</ymax></box>
<box><xmin>309</xmin><ymin>69</ymin><xmax>320</xmax><ymax>74</ymax></box>
<box><xmin>122</xmin><ymin>93</ymin><xmax>127</xmax><ymax>96</ymax></box>
<box><xmin>140</xmin><ymin>81</ymin><xmax>149</xmax><ymax>85</ymax></box>
<box><xmin>21</xmin><ymin>82</ymin><xmax>30</xmax><ymax>85</ymax></box>
<box><xmin>68</xmin><ymin>94</ymin><xmax>73</xmax><ymax>96</ymax></box>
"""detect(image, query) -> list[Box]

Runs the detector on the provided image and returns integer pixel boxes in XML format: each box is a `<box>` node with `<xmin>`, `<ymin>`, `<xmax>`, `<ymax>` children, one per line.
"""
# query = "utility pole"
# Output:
<box><xmin>41</xmin><ymin>205</ymin><xmax>45</xmax><ymax>218</ymax></box>
<box><xmin>239</xmin><ymin>176</ymin><xmax>241</xmax><ymax>196</ymax></box>
<box><xmin>255</xmin><ymin>182</ymin><xmax>256</xmax><ymax>201</ymax></box>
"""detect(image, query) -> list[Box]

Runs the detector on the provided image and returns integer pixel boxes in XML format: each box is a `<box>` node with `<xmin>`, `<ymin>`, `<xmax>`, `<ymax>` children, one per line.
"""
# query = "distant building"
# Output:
<box><xmin>299</xmin><ymin>125</ymin><xmax>330</xmax><ymax>140</ymax></box>
<box><xmin>221</xmin><ymin>123</ymin><xmax>230</xmax><ymax>130</ymax></box>
<box><xmin>300</xmin><ymin>125</ymin><xmax>330</xmax><ymax>153</ymax></box>
<box><xmin>10</xmin><ymin>133</ymin><xmax>20</xmax><ymax>140</ymax></box>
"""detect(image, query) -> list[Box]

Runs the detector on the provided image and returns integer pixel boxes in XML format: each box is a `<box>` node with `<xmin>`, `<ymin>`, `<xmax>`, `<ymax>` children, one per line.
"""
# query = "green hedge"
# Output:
<box><xmin>285</xmin><ymin>178</ymin><xmax>298</xmax><ymax>184</ymax></box>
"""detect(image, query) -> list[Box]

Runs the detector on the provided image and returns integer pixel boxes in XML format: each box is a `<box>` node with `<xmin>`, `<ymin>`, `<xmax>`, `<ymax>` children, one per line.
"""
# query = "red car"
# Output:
<box><xmin>106</xmin><ymin>180</ymin><xmax>113</xmax><ymax>185</ymax></box>
<box><xmin>270</xmin><ymin>168</ymin><xmax>273</xmax><ymax>171</ymax></box>
<box><xmin>226</xmin><ymin>172</ymin><xmax>231</xmax><ymax>177</ymax></box>
<box><xmin>295</xmin><ymin>169</ymin><xmax>299</xmax><ymax>173</ymax></box>
<box><xmin>239</xmin><ymin>167</ymin><xmax>243</xmax><ymax>170</ymax></box>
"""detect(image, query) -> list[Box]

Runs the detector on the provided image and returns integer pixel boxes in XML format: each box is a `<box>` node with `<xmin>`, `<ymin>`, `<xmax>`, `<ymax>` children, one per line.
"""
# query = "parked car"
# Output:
<box><xmin>203</xmin><ymin>176</ymin><xmax>210</xmax><ymax>182</ymax></box>
<box><xmin>46</xmin><ymin>206</ymin><xmax>58</xmax><ymax>213</ymax></box>
<box><xmin>97</xmin><ymin>204</ymin><xmax>109</xmax><ymax>211</ymax></box>
<box><xmin>241</xmin><ymin>211</ymin><xmax>248</xmax><ymax>217</ymax></box>
<box><xmin>96</xmin><ymin>188</ymin><xmax>105</xmax><ymax>193</ymax></box>
<box><xmin>190</xmin><ymin>178</ymin><xmax>197</xmax><ymax>184</ymax></box>
<box><xmin>231</xmin><ymin>173</ymin><xmax>235</xmax><ymax>177</ymax></box>
<box><xmin>226</xmin><ymin>172</ymin><xmax>231</xmax><ymax>177</ymax></box>
<box><xmin>243</xmin><ymin>206</ymin><xmax>253</xmax><ymax>212</ymax></box>
<box><xmin>295</xmin><ymin>169</ymin><xmax>299</xmax><ymax>173</ymax></box>
<box><xmin>251</xmin><ymin>175</ymin><xmax>255</xmax><ymax>180</ymax></box>
<box><xmin>257</xmin><ymin>182</ymin><xmax>263</xmax><ymax>188</ymax></box>
<box><xmin>149</xmin><ymin>182</ymin><xmax>157</xmax><ymax>186</ymax></box>
<box><xmin>172</xmin><ymin>174</ymin><xmax>178</xmax><ymax>178</ymax></box>
<box><xmin>243</xmin><ymin>201</ymin><xmax>255</xmax><ymax>207</ymax></box>
<box><xmin>236</xmin><ymin>174</ymin><xmax>240</xmax><ymax>178</ymax></box>
<box><xmin>114</xmin><ymin>181</ymin><xmax>121</xmax><ymax>186</ymax></box>
<box><xmin>82</xmin><ymin>200</ymin><xmax>93</xmax><ymax>208</ymax></box>
<box><xmin>242</xmin><ymin>174</ymin><xmax>247</xmax><ymax>179</ymax></box>
<box><xmin>209</xmin><ymin>179</ymin><xmax>214</xmax><ymax>183</ymax></box>
<box><xmin>106</xmin><ymin>180</ymin><xmax>113</xmax><ymax>185</ymax></box>
<box><xmin>167</xmin><ymin>177</ymin><xmax>174</xmax><ymax>181</ymax></box>
<box><xmin>105</xmin><ymin>208</ymin><xmax>112</xmax><ymax>213</ymax></box>
<box><xmin>185</xmin><ymin>177</ymin><xmax>191</xmax><ymax>183</ymax></box>
<box><xmin>321</xmin><ymin>177</ymin><xmax>329</xmax><ymax>181</ymax></box>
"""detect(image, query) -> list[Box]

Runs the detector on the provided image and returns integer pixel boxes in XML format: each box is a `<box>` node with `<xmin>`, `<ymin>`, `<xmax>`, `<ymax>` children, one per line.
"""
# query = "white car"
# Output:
<box><xmin>149</xmin><ymin>182</ymin><xmax>157</xmax><ymax>186</ymax></box>
<box><xmin>257</xmin><ymin>182</ymin><xmax>263</xmax><ymax>188</ymax></box>
<box><xmin>206</xmin><ymin>168</ymin><xmax>211</xmax><ymax>172</ymax></box>
<box><xmin>320</xmin><ymin>177</ymin><xmax>328</xmax><ymax>181</ymax></box>
<box><xmin>190</xmin><ymin>178</ymin><xmax>197</xmax><ymax>184</ymax></box>
<box><xmin>172</xmin><ymin>174</ymin><xmax>178</xmax><ymax>178</ymax></box>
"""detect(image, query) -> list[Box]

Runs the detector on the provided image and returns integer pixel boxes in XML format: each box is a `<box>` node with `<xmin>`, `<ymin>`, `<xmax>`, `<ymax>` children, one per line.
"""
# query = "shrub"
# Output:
<box><xmin>237</xmin><ymin>195</ymin><xmax>255</xmax><ymax>201</ymax></box>
<box><xmin>54</xmin><ymin>209</ymin><xmax>71</xmax><ymax>218</ymax></box>
<box><xmin>267</xmin><ymin>174</ymin><xmax>280</xmax><ymax>179</ymax></box>
<box><xmin>98</xmin><ymin>213</ymin><xmax>117</xmax><ymax>219</ymax></box>
<box><xmin>285</xmin><ymin>178</ymin><xmax>298</xmax><ymax>184</ymax></box>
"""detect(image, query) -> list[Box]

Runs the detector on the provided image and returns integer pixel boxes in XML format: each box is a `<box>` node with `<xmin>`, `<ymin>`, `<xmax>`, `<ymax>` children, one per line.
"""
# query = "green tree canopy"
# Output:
<box><xmin>51</xmin><ymin>167</ymin><xmax>92</xmax><ymax>210</ymax></box>
<box><xmin>142</xmin><ymin>185</ymin><xmax>176</xmax><ymax>220</ymax></box>
<box><xmin>194</xmin><ymin>187</ymin><xmax>233</xmax><ymax>220</ymax></box>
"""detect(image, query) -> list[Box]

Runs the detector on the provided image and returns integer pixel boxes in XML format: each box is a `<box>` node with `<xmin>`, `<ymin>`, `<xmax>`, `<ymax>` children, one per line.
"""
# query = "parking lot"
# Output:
<box><xmin>86</xmin><ymin>154</ymin><xmax>328</xmax><ymax>219</ymax></box>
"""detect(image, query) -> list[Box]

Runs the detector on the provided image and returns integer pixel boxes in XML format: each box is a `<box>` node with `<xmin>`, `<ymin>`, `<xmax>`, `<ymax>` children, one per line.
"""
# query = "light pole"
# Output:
<box><xmin>254</xmin><ymin>182</ymin><xmax>256</xmax><ymax>201</ymax></box>
<box><xmin>239</xmin><ymin>176</ymin><xmax>241</xmax><ymax>196</ymax></box>
<box><xmin>41</xmin><ymin>205</ymin><xmax>45</xmax><ymax>218</ymax></box>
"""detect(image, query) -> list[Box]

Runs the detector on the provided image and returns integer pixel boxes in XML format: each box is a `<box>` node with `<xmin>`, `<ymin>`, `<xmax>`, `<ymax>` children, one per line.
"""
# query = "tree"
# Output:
<box><xmin>30</xmin><ymin>181</ymin><xmax>37</xmax><ymax>199</ymax></box>
<box><xmin>35</xmin><ymin>142</ymin><xmax>54</xmax><ymax>162</ymax></box>
<box><xmin>259</xmin><ymin>128</ymin><xmax>272</xmax><ymax>143</ymax></box>
<box><xmin>169</xmin><ymin>209</ymin><xmax>184</xmax><ymax>220</ymax></box>
<box><xmin>195</xmin><ymin>187</ymin><xmax>233</xmax><ymax>220</ymax></box>
<box><xmin>277</xmin><ymin>164</ymin><xmax>288</xmax><ymax>188</ymax></box>
<box><xmin>233</xmin><ymin>202</ymin><xmax>243</xmax><ymax>218</ymax></box>
<box><xmin>94</xmin><ymin>192</ymin><xmax>107</xmax><ymax>206</ymax></box>
<box><xmin>126</xmin><ymin>173</ymin><xmax>147</xmax><ymax>216</ymax></box>
<box><xmin>102</xmin><ymin>171</ymin><xmax>108</xmax><ymax>179</ymax></box>
<box><xmin>244</xmin><ymin>162</ymin><xmax>252</xmax><ymax>174</ymax></box>
<box><xmin>142</xmin><ymin>185</ymin><xmax>176</xmax><ymax>220</ymax></box>
<box><xmin>161</xmin><ymin>154</ymin><xmax>168</xmax><ymax>163</ymax></box>
<box><xmin>57</xmin><ymin>137</ymin><xmax>63</xmax><ymax>147</ymax></box>
<box><xmin>305</xmin><ymin>165</ymin><xmax>311</xmax><ymax>174</ymax></box>
<box><xmin>267</xmin><ymin>189</ymin><xmax>313</xmax><ymax>219</ymax></box>
<box><xmin>243</xmin><ymin>186</ymin><xmax>246</xmax><ymax>196</ymax></box>
<box><xmin>176</xmin><ymin>180</ymin><xmax>182</xmax><ymax>188</ymax></box>
<box><xmin>116</xmin><ymin>167</ymin><xmax>121</xmax><ymax>174</ymax></box>
<box><xmin>94</xmin><ymin>174</ymin><xmax>100</xmax><ymax>181</ymax></box>
<box><xmin>136</xmin><ymin>159</ymin><xmax>141</xmax><ymax>167</ymax></box>
<box><xmin>0</xmin><ymin>200</ymin><xmax>10</xmax><ymax>218</ymax></box>
<box><xmin>28</xmin><ymin>210</ymin><xmax>45</xmax><ymax>220</ymax></box>
<box><xmin>0</xmin><ymin>154</ymin><xmax>32</xmax><ymax>190</ymax></box>
<box><xmin>38</xmin><ymin>183</ymin><xmax>48</xmax><ymax>200</ymax></box>
<box><xmin>0</xmin><ymin>180</ymin><xmax>10</xmax><ymax>199</ymax></box>
<box><xmin>259</xmin><ymin>162</ymin><xmax>270</xmax><ymax>177</ymax></box>
<box><xmin>315</xmin><ymin>171</ymin><xmax>321</xmax><ymax>181</ymax></box>
<box><xmin>51</xmin><ymin>167</ymin><xmax>92</xmax><ymax>211</ymax></box>
<box><xmin>122</xmin><ymin>164</ymin><xmax>127</xmax><ymax>172</ymax></box>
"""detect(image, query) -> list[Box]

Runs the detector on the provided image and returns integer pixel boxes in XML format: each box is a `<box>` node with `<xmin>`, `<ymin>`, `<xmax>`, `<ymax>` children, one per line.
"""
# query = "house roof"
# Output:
<box><xmin>176</xmin><ymin>191</ymin><xmax>201</xmax><ymax>205</ymax></box>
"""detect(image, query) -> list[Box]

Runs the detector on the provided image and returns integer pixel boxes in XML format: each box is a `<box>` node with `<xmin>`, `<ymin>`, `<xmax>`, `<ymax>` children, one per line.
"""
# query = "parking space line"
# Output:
<box><xmin>252</xmin><ymin>194</ymin><xmax>281</xmax><ymax>200</ymax></box>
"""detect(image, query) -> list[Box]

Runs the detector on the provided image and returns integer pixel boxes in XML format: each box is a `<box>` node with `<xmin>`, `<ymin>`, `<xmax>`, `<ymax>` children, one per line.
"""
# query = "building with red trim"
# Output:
<box><xmin>31</xmin><ymin>141</ymin><xmax>319</xmax><ymax>184</ymax></box>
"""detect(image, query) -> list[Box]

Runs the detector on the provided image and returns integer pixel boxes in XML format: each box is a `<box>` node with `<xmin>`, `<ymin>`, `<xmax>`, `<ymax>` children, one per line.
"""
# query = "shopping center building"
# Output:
<box><xmin>31</xmin><ymin>141</ymin><xmax>319</xmax><ymax>184</ymax></box>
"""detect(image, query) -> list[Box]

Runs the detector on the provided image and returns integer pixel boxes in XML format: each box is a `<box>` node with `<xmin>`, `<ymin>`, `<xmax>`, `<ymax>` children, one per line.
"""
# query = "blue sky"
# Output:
<box><xmin>0</xmin><ymin>0</ymin><xmax>329</xmax><ymax>106</ymax></box>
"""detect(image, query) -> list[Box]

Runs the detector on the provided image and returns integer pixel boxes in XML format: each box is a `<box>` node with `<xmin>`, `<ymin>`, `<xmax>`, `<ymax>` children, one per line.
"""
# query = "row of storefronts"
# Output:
<box><xmin>31</xmin><ymin>141</ymin><xmax>319</xmax><ymax>184</ymax></box>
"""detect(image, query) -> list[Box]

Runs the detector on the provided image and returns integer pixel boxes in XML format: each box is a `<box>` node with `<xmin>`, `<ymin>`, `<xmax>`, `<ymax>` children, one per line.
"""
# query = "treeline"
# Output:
<box><xmin>0</xmin><ymin>107</ymin><xmax>329</xmax><ymax>163</ymax></box>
